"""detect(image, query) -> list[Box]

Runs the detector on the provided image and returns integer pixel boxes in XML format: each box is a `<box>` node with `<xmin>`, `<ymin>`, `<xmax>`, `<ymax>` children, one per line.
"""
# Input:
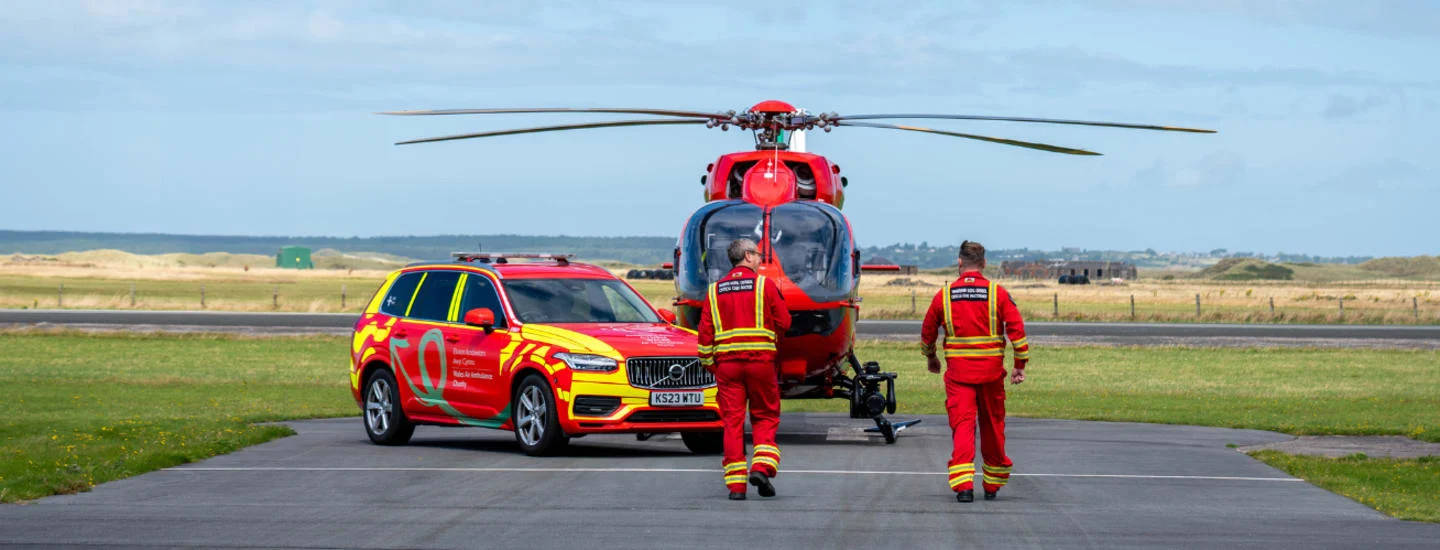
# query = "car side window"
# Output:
<box><xmin>602</xmin><ymin>286</ymin><xmax>646</xmax><ymax>322</ymax></box>
<box><xmin>458</xmin><ymin>274</ymin><xmax>508</xmax><ymax>329</ymax></box>
<box><xmin>379</xmin><ymin>272</ymin><xmax>424</xmax><ymax>317</ymax></box>
<box><xmin>407</xmin><ymin>270</ymin><xmax>462</xmax><ymax>321</ymax></box>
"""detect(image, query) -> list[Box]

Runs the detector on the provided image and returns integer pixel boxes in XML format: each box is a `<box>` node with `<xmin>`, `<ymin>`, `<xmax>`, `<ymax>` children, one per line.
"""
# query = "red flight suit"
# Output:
<box><xmin>920</xmin><ymin>271</ymin><xmax>1029</xmax><ymax>494</ymax></box>
<box><xmin>697</xmin><ymin>265</ymin><xmax>791</xmax><ymax>492</ymax></box>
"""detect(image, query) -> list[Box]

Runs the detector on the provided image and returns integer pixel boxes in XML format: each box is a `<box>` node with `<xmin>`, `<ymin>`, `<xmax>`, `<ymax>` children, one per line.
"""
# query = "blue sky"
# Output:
<box><xmin>1</xmin><ymin>1</ymin><xmax>1436</xmax><ymax>256</ymax></box>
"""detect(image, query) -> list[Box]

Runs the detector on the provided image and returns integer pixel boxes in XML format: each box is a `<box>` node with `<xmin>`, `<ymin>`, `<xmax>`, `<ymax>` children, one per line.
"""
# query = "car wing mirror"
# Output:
<box><xmin>657</xmin><ymin>308</ymin><xmax>678</xmax><ymax>324</ymax></box>
<box><xmin>464</xmin><ymin>308</ymin><xmax>497</xmax><ymax>333</ymax></box>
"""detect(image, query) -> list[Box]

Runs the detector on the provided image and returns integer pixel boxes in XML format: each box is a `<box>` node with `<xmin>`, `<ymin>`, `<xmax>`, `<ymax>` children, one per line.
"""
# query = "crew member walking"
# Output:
<box><xmin>920</xmin><ymin>240</ymin><xmax>1030</xmax><ymax>503</ymax></box>
<box><xmin>698</xmin><ymin>238</ymin><xmax>791</xmax><ymax>500</ymax></box>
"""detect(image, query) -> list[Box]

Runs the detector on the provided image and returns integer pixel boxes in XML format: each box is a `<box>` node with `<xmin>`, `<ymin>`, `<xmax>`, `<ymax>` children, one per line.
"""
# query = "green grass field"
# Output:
<box><xmin>3</xmin><ymin>332</ymin><xmax>1436</xmax><ymax>520</ymax></box>
<box><xmin>1251</xmin><ymin>452</ymin><xmax>1440</xmax><ymax>522</ymax></box>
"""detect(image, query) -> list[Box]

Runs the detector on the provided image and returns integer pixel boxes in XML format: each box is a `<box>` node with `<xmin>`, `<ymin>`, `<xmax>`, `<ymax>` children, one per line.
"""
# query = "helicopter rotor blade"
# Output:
<box><xmin>381</xmin><ymin>107</ymin><xmax>726</xmax><ymax>119</ymax></box>
<box><xmin>394</xmin><ymin>119</ymin><xmax>710</xmax><ymax>145</ymax></box>
<box><xmin>834</xmin><ymin>114</ymin><xmax>1215</xmax><ymax>134</ymax></box>
<box><xmin>834</xmin><ymin>121</ymin><xmax>1102</xmax><ymax>156</ymax></box>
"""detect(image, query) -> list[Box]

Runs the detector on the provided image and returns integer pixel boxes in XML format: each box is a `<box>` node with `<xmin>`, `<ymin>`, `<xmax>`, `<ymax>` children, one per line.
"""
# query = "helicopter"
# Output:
<box><xmin>383</xmin><ymin>100</ymin><xmax>1213</xmax><ymax>442</ymax></box>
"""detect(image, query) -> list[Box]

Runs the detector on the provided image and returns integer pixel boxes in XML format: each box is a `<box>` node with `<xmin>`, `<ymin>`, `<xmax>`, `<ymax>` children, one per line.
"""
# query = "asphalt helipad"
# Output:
<box><xmin>2</xmin><ymin>414</ymin><xmax>1437</xmax><ymax>549</ymax></box>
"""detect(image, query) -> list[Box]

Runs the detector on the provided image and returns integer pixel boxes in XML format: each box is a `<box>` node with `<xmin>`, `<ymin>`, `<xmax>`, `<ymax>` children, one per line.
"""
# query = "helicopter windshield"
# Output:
<box><xmin>677</xmin><ymin>201</ymin><xmax>764</xmax><ymax>299</ymax></box>
<box><xmin>770</xmin><ymin>201</ymin><xmax>853</xmax><ymax>304</ymax></box>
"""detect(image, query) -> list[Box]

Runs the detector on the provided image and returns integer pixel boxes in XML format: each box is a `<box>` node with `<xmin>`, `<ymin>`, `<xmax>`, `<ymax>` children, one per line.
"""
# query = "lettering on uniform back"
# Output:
<box><xmin>950</xmin><ymin>286</ymin><xmax>989</xmax><ymax>302</ymax></box>
<box><xmin>716</xmin><ymin>279</ymin><xmax>756</xmax><ymax>295</ymax></box>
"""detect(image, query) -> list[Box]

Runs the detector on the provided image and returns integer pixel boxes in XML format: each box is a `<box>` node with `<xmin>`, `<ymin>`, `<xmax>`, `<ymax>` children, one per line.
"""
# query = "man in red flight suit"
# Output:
<box><xmin>920</xmin><ymin>240</ymin><xmax>1030</xmax><ymax>503</ymax></box>
<box><xmin>697</xmin><ymin>238</ymin><xmax>791</xmax><ymax>501</ymax></box>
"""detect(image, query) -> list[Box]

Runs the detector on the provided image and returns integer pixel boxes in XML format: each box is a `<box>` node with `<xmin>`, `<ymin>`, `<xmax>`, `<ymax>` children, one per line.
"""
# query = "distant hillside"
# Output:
<box><xmin>0</xmin><ymin>230</ymin><xmax>675</xmax><ymax>265</ymax></box>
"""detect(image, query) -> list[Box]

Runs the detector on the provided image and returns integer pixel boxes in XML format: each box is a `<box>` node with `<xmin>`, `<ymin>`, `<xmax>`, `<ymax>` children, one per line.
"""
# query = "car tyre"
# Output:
<box><xmin>513</xmin><ymin>373</ymin><xmax>569</xmax><ymax>456</ymax></box>
<box><xmin>364</xmin><ymin>369</ymin><xmax>415</xmax><ymax>445</ymax></box>
<box><xmin>681</xmin><ymin>431</ymin><xmax>724</xmax><ymax>455</ymax></box>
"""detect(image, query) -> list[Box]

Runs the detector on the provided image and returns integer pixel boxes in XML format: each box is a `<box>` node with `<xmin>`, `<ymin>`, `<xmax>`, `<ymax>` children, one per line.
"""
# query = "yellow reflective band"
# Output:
<box><xmin>944</xmin><ymin>349</ymin><xmax>1005</xmax><ymax>357</ymax></box>
<box><xmin>715</xmin><ymin>342</ymin><xmax>777</xmax><ymax>352</ymax></box>
<box><xmin>942</xmin><ymin>284</ymin><xmax>955</xmax><ymax>337</ymax></box>
<box><xmin>945</xmin><ymin>335</ymin><xmax>1004</xmax><ymax>344</ymax></box>
<box><xmin>983</xmin><ymin>475</ymin><xmax>1009</xmax><ymax>485</ymax></box>
<box><xmin>725</xmin><ymin>476</ymin><xmax>747</xmax><ymax>484</ymax></box>
<box><xmin>755</xmin><ymin>275</ymin><xmax>768</xmax><ymax>330</ymax></box>
<box><xmin>1014</xmin><ymin>353</ymin><xmax>1031</xmax><ymax>360</ymax></box>
<box><xmin>715</xmin><ymin>328</ymin><xmax>776</xmax><ymax>341</ymax></box>
<box><xmin>754</xmin><ymin>444</ymin><xmax>780</xmax><ymax>453</ymax></box>
<box><xmin>404</xmin><ymin>272</ymin><xmax>428</xmax><ymax>317</ymax></box>
<box><xmin>447</xmin><ymin>273</ymin><xmax>467</xmax><ymax>321</ymax></box>
<box><xmin>988</xmin><ymin>281</ymin><xmax>998</xmax><ymax>337</ymax></box>
<box><xmin>948</xmin><ymin>475</ymin><xmax>974</xmax><ymax>487</ymax></box>
<box><xmin>708</xmin><ymin>282</ymin><xmax>722</xmax><ymax>334</ymax></box>
<box><xmin>752</xmin><ymin>457</ymin><xmax>779</xmax><ymax>468</ymax></box>
<box><xmin>699</xmin><ymin>358</ymin><xmax>715</xmax><ymax>366</ymax></box>
<box><xmin>697</xmin><ymin>345</ymin><xmax>716</xmax><ymax>353</ymax></box>
<box><xmin>1011</xmin><ymin>337</ymin><xmax>1028</xmax><ymax>348</ymax></box>
<box><xmin>948</xmin><ymin>463</ymin><xmax>975</xmax><ymax>472</ymax></box>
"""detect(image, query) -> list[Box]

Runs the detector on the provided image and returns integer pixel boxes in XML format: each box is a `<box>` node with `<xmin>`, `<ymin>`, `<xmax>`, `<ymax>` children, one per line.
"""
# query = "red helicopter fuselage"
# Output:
<box><xmin>672</xmin><ymin>145</ymin><xmax>862</xmax><ymax>398</ymax></box>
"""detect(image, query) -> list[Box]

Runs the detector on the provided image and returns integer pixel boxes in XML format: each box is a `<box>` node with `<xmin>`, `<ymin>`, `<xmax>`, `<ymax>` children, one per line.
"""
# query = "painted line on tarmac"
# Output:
<box><xmin>165</xmin><ymin>466</ymin><xmax>1302</xmax><ymax>482</ymax></box>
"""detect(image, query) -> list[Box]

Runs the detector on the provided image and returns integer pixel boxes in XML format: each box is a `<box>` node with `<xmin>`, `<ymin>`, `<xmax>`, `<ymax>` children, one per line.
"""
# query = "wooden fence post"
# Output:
<box><xmin>130</xmin><ymin>284</ymin><xmax>136</xmax><ymax>307</ymax></box>
<box><xmin>1269</xmin><ymin>296</ymin><xmax>1275</xmax><ymax>315</ymax></box>
<box><xmin>1129</xmin><ymin>294</ymin><xmax>1135</xmax><ymax>320</ymax></box>
<box><xmin>1053</xmin><ymin>293</ymin><xmax>1059</xmax><ymax>317</ymax></box>
<box><xmin>1195</xmin><ymin>293</ymin><xmax>1201</xmax><ymax>317</ymax></box>
<box><xmin>200</xmin><ymin>285</ymin><xmax>206</xmax><ymax>309</ymax></box>
<box><xmin>1416</xmin><ymin>297</ymin><xmax>1421</xmax><ymax>321</ymax></box>
<box><xmin>342</xmin><ymin>284</ymin><xmax>347</xmax><ymax>310</ymax></box>
<box><xmin>909</xmin><ymin>288</ymin><xmax>916</xmax><ymax>314</ymax></box>
<box><xmin>1338</xmin><ymin>296</ymin><xmax>1344</xmax><ymax>320</ymax></box>
<box><xmin>273</xmin><ymin>286</ymin><xmax>279</xmax><ymax>310</ymax></box>
<box><xmin>58</xmin><ymin>284</ymin><xmax>63</xmax><ymax>308</ymax></box>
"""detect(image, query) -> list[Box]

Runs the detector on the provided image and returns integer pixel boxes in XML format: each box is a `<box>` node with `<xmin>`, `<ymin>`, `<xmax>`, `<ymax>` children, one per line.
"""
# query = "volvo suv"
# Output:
<box><xmin>349</xmin><ymin>254</ymin><xmax>721</xmax><ymax>455</ymax></box>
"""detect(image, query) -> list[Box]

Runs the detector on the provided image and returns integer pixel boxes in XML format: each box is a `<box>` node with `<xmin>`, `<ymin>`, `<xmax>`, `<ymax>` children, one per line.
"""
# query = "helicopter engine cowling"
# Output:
<box><xmin>741</xmin><ymin>159</ymin><xmax>797</xmax><ymax>206</ymax></box>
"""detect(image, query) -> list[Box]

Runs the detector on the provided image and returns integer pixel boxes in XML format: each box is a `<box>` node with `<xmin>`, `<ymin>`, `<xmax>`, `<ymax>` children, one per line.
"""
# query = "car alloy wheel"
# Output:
<box><xmin>366</xmin><ymin>377</ymin><xmax>392</xmax><ymax>435</ymax></box>
<box><xmin>516</xmin><ymin>384</ymin><xmax>548</xmax><ymax>447</ymax></box>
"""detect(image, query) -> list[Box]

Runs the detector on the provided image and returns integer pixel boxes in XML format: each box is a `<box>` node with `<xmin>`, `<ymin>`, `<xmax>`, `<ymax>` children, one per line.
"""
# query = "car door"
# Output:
<box><xmin>390</xmin><ymin>269</ymin><xmax>484</xmax><ymax>421</ymax></box>
<box><xmin>446</xmin><ymin>272</ymin><xmax>511</xmax><ymax>421</ymax></box>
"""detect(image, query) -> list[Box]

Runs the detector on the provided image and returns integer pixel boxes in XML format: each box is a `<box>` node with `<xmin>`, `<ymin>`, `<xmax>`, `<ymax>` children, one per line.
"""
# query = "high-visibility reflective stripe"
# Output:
<box><xmin>752</xmin><ymin>456</ymin><xmax>779</xmax><ymax>469</ymax></box>
<box><xmin>1014</xmin><ymin>351</ymin><xmax>1031</xmax><ymax>360</ymax></box>
<box><xmin>447</xmin><ymin>273</ymin><xmax>468</xmax><ymax>321</ymax></box>
<box><xmin>697</xmin><ymin>345</ymin><xmax>716</xmax><ymax>353</ymax></box>
<box><xmin>754</xmin><ymin>444</ymin><xmax>780</xmax><ymax>454</ymax></box>
<box><xmin>944</xmin><ymin>349</ymin><xmax>1005</xmax><ymax>358</ymax></box>
<box><xmin>708</xmin><ymin>283</ymin><xmax>722</xmax><ymax>333</ymax></box>
<box><xmin>948</xmin><ymin>463</ymin><xmax>975</xmax><ymax>473</ymax></box>
<box><xmin>983</xmin><ymin>464</ymin><xmax>1012</xmax><ymax>473</ymax></box>
<box><xmin>942</xmin><ymin>285</ymin><xmax>955</xmax><ymax>337</ymax></box>
<box><xmin>1011</xmin><ymin>337</ymin><xmax>1028</xmax><ymax>348</ymax></box>
<box><xmin>404</xmin><ymin>272</ymin><xmax>428</xmax><ymax>317</ymax></box>
<box><xmin>755</xmin><ymin>275</ymin><xmax>766</xmax><ymax>330</ymax></box>
<box><xmin>724</xmin><ymin>476</ymin><xmax>747</xmax><ymax>484</ymax></box>
<box><xmin>715</xmin><ymin>342</ymin><xmax>777</xmax><ymax>353</ymax></box>
<box><xmin>945</xmin><ymin>335</ymin><xmax>1004</xmax><ymax>344</ymax></box>
<box><xmin>948</xmin><ymin>475</ymin><xmax>974</xmax><ymax>487</ymax></box>
<box><xmin>716</xmin><ymin>328</ymin><xmax>776</xmax><ymax>340</ymax></box>
<box><xmin>943</xmin><ymin>342</ymin><xmax>1005</xmax><ymax>350</ymax></box>
<box><xmin>983</xmin><ymin>474</ymin><xmax>1009</xmax><ymax>485</ymax></box>
<box><xmin>988</xmin><ymin>282</ymin><xmax>998</xmax><ymax>337</ymax></box>
<box><xmin>724</xmin><ymin>462</ymin><xmax>747</xmax><ymax>470</ymax></box>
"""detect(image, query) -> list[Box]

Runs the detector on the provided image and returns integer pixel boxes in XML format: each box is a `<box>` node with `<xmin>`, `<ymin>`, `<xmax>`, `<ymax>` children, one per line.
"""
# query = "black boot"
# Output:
<box><xmin>749</xmin><ymin>471</ymin><xmax>776</xmax><ymax>498</ymax></box>
<box><xmin>728</xmin><ymin>491</ymin><xmax>746</xmax><ymax>501</ymax></box>
<box><xmin>956</xmin><ymin>490</ymin><xmax>974</xmax><ymax>503</ymax></box>
<box><xmin>984</xmin><ymin>491</ymin><xmax>997</xmax><ymax>500</ymax></box>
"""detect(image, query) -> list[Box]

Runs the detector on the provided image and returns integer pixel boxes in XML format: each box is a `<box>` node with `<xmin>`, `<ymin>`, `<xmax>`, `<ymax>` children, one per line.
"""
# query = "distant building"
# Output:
<box><xmin>276</xmin><ymin>246</ymin><xmax>314</xmax><ymax>269</ymax></box>
<box><xmin>1001</xmin><ymin>260</ymin><xmax>1136</xmax><ymax>280</ymax></box>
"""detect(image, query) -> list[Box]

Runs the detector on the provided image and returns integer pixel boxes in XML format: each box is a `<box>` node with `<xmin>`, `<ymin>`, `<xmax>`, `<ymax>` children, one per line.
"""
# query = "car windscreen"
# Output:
<box><xmin>502</xmin><ymin>278</ymin><xmax>660</xmax><ymax>324</ymax></box>
<box><xmin>769</xmin><ymin>201</ymin><xmax>853</xmax><ymax>303</ymax></box>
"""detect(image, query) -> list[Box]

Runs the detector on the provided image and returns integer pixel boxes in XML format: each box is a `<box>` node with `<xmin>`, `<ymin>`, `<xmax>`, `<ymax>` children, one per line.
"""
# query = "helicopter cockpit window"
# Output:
<box><xmin>677</xmin><ymin>201</ymin><xmax>764</xmax><ymax>299</ymax></box>
<box><xmin>769</xmin><ymin>202</ymin><xmax>853</xmax><ymax>304</ymax></box>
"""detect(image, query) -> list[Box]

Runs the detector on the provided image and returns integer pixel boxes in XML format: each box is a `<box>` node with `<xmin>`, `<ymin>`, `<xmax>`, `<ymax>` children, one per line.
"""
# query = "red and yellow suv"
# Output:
<box><xmin>350</xmin><ymin>254</ymin><xmax>722</xmax><ymax>455</ymax></box>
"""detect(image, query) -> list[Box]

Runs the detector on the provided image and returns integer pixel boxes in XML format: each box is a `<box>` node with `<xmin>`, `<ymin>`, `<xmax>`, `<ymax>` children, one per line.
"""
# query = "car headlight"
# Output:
<box><xmin>554</xmin><ymin>353</ymin><xmax>619</xmax><ymax>372</ymax></box>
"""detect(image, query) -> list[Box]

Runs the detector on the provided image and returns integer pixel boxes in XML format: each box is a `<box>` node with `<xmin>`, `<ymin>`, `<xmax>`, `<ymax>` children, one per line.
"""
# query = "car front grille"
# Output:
<box><xmin>626</xmin><ymin>356</ymin><xmax>714</xmax><ymax>389</ymax></box>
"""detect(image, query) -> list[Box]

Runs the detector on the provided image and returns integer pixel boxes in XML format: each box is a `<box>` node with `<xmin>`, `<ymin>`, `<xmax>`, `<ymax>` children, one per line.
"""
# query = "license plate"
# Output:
<box><xmin>649</xmin><ymin>391</ymin><xmax>704</xmax><ymax>407</ymax></box>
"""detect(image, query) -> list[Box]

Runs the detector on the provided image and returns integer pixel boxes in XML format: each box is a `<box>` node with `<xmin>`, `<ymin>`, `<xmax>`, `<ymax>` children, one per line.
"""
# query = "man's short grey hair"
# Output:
<box><xmin>728</xmin><ymin>238</ymin><xmax>758</xmax><ymax>266</ymax></box>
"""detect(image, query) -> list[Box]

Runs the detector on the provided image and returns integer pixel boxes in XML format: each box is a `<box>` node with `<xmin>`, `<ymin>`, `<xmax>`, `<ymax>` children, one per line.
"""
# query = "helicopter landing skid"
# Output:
<box><xmin>840</xmin><ymin>356</ymin><xmax>920</xmax><ymax>444</ymax></box>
